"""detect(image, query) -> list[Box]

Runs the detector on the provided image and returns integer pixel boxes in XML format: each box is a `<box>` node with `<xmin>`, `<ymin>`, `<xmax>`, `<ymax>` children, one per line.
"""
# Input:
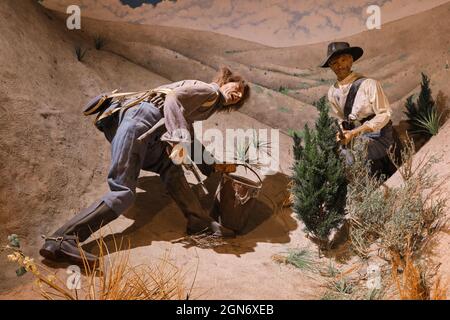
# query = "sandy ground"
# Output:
<box><xmin>0</xmin><ymin>0</ymin><xmax>449</xmax><ymax>299</ymax></box>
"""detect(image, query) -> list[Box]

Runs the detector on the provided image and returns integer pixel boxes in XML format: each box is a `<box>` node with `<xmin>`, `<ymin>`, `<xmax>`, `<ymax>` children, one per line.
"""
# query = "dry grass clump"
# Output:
<box><xmin>3</xmin><ymin>235</ymin><xmax>189</xmax><ymax>300</ymax></box>
<box><xmin>272</xmin><ymin>248</ymin><xmax>317</xmax><ymax>271</ymax></box>
<box><xmin>319</xmin><ymin>264</ymin><xmax>387</xmax><ymax>300</ymax></box>
<box><xmin>80</xmin><ymin>237</ymin><xmax>187</xmax><ymax>300</ymax></box>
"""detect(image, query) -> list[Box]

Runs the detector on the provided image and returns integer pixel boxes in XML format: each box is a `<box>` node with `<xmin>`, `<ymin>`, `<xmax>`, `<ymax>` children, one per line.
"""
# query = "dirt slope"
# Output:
<box><xmin>0</xmin><ymin>0</ymin><xmax>167</xmax><ymax>292</ymax></box>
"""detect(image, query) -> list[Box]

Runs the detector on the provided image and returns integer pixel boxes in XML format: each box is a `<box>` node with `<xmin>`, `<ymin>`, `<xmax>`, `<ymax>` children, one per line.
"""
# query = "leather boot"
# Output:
<box><xmin>209</xmin><ymin>220</ymin><xmax>235</xmax><ymax>238</ymax></box>
<box><xmin>186</xmin><ymin>215</ymin><xmax>209</xmax><ymax>235</ymax></box>
<box><xmin>186</xmin><ymin>215</ymin><xmax>235</xmax><ymax>237</ymax></box>
<box><xmin>40</xmin><ymin>201</ymin><xmax>119</xmax><ymax>266</ymax></box>
<box><xmin>162</xmin><ymin>167</ymin><xmax>235</xmax><ymax>238</ymax></box>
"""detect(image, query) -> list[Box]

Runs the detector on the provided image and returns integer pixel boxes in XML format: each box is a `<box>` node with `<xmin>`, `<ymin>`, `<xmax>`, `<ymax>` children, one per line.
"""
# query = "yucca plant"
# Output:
<box><xmin>251</xmin><ymin>128</ymin><xmax>271</xmax><ymax>154</ymax></box>
<box><xmin>94</xmin><ymin>36</ymin><xmax>106</xmax><ymax>50</ymax></box>
<box><xmin>404</xmin><ymin>73</ymin><xmax>443</xmax><ymax>137</ymax></box>
<box><xmin>232</xmin><ymin>129</ymin><xmax>272</xmax><ymax>169</ymax></box>
<box><xmin>235</xmin><ymin>140</ymin><xmax>251</xmax><ymax>164</ymax></box>
<box><xmin>412</xmin><ymin>108</ymin><xmax>442</xmax><ymax>136</ymax></box>
<box><xmin>75</xmin><ymin>46</ymin><xmax>87</xmax><ymax>62</ymax></box>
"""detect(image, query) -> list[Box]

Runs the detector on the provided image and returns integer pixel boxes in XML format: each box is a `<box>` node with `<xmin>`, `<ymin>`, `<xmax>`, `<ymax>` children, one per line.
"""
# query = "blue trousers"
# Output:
<box><xmin>341</xmin><ymin>122</ymin><xmax>395</xmax><ymax>177</ymax></box>
<box><xmin>98</xmin><ymin>102</ymin><xmax>209</xmax><ymax>219</ymax></box>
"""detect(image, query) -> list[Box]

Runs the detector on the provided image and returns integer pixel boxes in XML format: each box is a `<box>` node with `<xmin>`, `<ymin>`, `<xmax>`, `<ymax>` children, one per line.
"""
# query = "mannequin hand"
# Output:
<box><xmin>336</xmin><ymin>130</ymin><xmax>355</xmax><ymax>145</ymax></box>
<box><xmin>168</xmin><ymin>143</ymin><xmax>187</xmax><ymax>165</ymax></box>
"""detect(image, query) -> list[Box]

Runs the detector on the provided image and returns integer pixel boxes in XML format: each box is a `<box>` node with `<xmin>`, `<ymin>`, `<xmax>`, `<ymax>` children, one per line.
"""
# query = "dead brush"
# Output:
<box><xmin>390</xmin><ymin>247</ymin><xmax>447</xmax><ymax>300</ymax></box>
<box><xmin>4</xmin><ymin>234</ymin><xmax>190</xmax><ymax>300</ymax></box>
<box><xmin>79</xmin><ymin>236</ymin><xmax>187</xmax><ymax>300</ymax></box>
<box><xmin>171</xmin><ymin>232</ymin><xmax>227</xmax><ymax>249</ymax></box>
<box><xmin>319</xmin><ymin>265</ymin><xmax>366</xmax><ymax>300</ymax></box>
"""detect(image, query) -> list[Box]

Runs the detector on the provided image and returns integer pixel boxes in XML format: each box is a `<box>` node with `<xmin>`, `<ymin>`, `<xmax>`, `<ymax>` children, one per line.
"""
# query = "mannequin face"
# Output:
<box><xmin>329</xmin><ymin>53</ymin><xmax>353</xmax><ymax>81</ymax></box>
<box><xmin>220</xmin><ymin>82</ymin><xmax>244</xmax><ymax>106</ymax></box>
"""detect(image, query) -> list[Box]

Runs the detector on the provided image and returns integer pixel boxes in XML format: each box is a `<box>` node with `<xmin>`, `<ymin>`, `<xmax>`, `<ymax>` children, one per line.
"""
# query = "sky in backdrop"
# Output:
<box><xmin>42</xmin><ymin>0</ymin><xmax>450</xmax><ymax>47</ymax></box>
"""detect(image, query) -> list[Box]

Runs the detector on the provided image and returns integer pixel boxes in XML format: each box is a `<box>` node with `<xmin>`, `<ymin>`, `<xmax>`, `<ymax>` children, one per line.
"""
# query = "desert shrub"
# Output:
<box><xmin>278</xmin><ymin>86</ymin><xmax>290</xmax><ymax>95</ymax></box>
<box><xmin>278</xmin><ymin>106</ymin><xmax>291</xmax><ymax>113</ymax></box>
<box><xmin>346</xmin><ymin>137</ymin><xmax>446</xmax><ymax>258</ymax></box>
<box><xmin>253</xmin><ymin>85</ymin><xmax>264</xmax><ymax>93</ymax></box>
<box><xmin>291</xmin><ymin>97</ymin><xmax>347</xmax><ymax>241</ymax></box>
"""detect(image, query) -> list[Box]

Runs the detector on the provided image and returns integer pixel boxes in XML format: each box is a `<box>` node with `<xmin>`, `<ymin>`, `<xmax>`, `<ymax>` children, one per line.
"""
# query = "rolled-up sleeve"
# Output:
<box><xmin>161</xmin><ymin>82</ymin><xmax>219</xmax><ymax>144</ymax></box>
<box><xmin>363</xmin><ymin>79</ymin><xmax>391</xmax><ymax>131</ymax></box>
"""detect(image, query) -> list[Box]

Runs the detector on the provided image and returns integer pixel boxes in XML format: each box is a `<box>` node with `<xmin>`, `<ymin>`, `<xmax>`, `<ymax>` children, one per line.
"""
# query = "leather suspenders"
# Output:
<box><xmin>343</xmin><ymin>77</ymin><xmax>366</xmax><ymax>119</ymax></box>
<box><xmin>341</xmin><ymin>77</ymin><xmax>366</xmax><ymax>130</ymax></box>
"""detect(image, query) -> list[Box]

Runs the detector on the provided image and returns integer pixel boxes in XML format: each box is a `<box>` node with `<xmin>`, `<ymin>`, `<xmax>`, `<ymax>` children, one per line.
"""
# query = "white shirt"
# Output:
<box><xmin>327</xmin><ymin>72</ymin><xmax>392</xmax><ymax>132</ymax></box>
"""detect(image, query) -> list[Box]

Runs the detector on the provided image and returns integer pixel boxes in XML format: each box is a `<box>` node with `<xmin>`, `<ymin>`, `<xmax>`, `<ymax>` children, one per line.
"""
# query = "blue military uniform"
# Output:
<box><xmin>99</xmin><ymin>80</ymin><xmax>222</xmax><ymax>216</ymax></box>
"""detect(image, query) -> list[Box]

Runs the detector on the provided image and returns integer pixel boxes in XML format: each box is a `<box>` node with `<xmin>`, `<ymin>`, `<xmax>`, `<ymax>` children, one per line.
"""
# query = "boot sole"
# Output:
<box><xmin>39</xmin><ymin>242</ymin><xmax>64</xmax><ymax>262</ymax></box>
<box><xmin>39</xmin><ymin>241</ymin><xmax>98</xmax><ymax>267</ymax></box>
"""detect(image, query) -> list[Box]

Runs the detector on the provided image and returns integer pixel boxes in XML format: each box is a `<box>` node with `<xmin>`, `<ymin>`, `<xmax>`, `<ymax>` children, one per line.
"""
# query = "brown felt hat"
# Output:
<box><xmin>320</xmin><ymin>42</ymin><xmax>363</xmax><ymax>68</ymax></box>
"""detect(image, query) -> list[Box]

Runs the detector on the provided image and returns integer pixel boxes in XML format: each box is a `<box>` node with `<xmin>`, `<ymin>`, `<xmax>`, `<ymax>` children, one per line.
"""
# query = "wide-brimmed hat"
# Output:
<box><xmin>320</xmin><ymin>42</ymin><xmax>363</xmax><ymax>68</ymax></box>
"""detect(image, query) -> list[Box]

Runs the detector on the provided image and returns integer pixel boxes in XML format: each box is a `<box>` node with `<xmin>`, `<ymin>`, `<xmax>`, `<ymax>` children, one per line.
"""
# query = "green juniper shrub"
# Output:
<box><xmin>291</xmin><ymin>97</ymin><xmax>347</xmax><ymax>241</ymax></box>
